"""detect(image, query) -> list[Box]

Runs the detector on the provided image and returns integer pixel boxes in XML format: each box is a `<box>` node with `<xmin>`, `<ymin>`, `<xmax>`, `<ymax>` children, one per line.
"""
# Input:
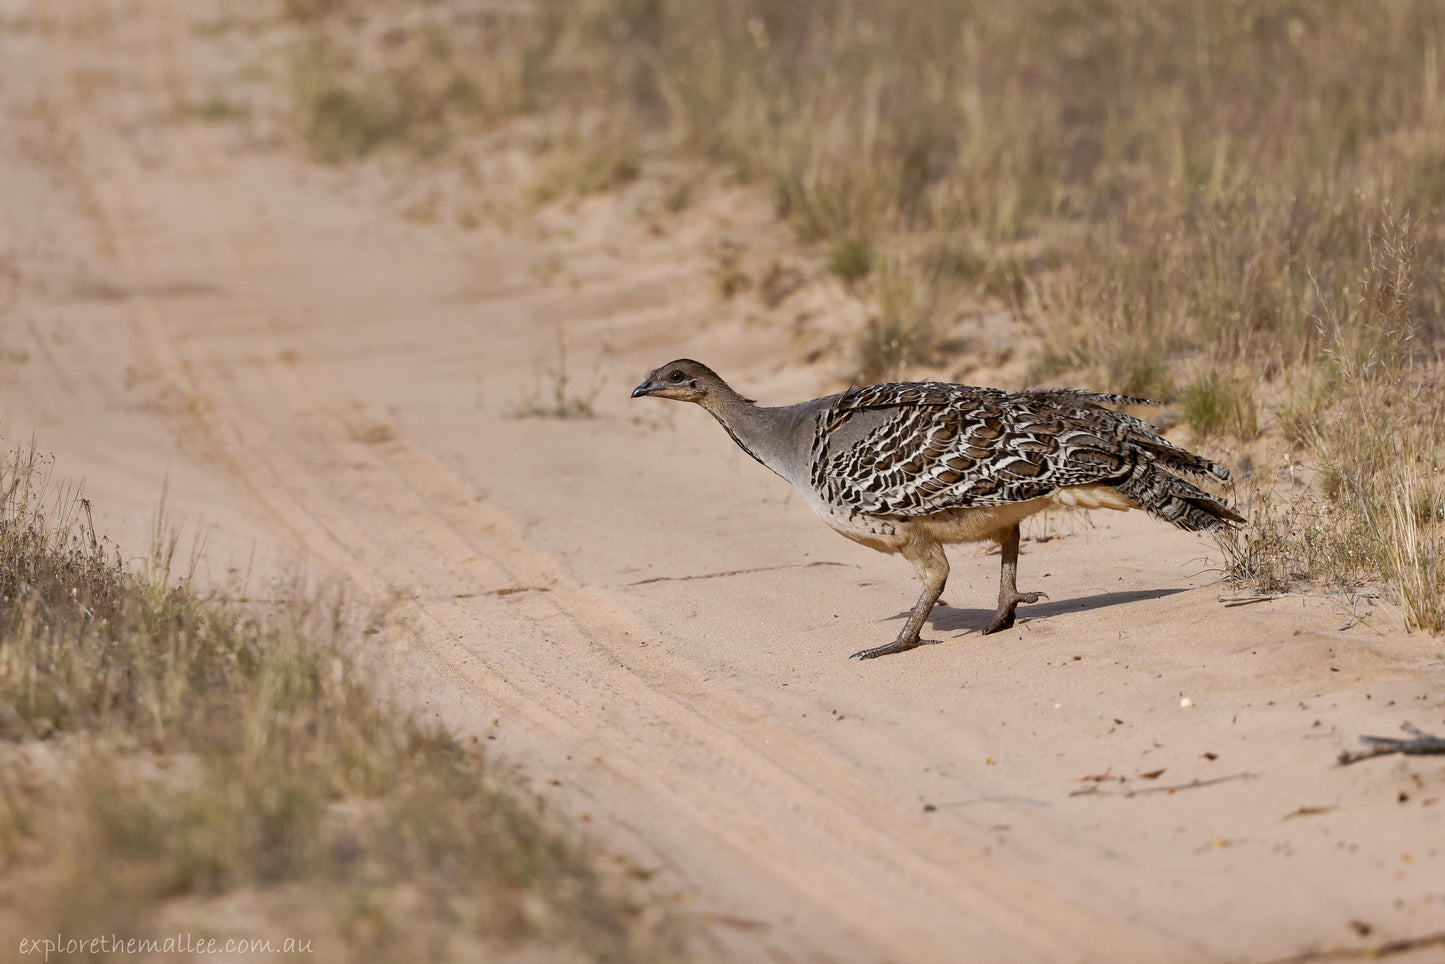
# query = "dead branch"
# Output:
<box><xmin>1337</xmin><ymin>723</ymin><xmax>1445</xmax><ymax>766</ymax></box>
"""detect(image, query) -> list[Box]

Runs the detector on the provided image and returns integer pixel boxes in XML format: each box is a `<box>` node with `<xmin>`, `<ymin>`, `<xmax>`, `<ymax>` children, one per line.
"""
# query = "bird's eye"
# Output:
<box><xmin>668</xmin><ymin>370</ymin><xmax>685</xmax><ymax>383</ymax></box>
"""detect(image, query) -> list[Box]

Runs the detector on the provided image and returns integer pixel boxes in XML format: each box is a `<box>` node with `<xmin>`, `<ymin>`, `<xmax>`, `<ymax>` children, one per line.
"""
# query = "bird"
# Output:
<box><xmin>631</xmin><ymin>359</ymin><xmax>1243</xmax><ymax>659</ymax></box>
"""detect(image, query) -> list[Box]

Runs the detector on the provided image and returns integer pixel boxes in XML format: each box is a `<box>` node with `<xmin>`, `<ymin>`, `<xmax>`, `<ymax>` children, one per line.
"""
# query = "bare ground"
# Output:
<box><xmin>2</xmin><ymin>1</ymin><xmax>1444</xmax><ymax>961</ymax></box>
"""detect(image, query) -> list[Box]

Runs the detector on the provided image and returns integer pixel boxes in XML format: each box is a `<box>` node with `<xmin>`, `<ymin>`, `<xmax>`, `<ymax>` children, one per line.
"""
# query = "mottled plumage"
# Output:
<box><xmin>633</xmin><ymin>360</ymin><xmax>1242</xmax><ymax>659</ymax></box>
<box><xmin>810</xmin><ymin>382</ymin><xmax>1235</xmax><ymax>531</ymax></box>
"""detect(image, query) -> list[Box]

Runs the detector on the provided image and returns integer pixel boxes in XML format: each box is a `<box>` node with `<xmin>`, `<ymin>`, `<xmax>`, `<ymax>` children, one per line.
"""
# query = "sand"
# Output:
<box><xmin>1</xmin><ymin>1</ymin><xmax>1442</xmax><ymax>960</ymax></box>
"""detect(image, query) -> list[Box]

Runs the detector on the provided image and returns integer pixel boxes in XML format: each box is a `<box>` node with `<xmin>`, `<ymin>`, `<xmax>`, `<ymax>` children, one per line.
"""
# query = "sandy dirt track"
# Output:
<box><xmin>3</xmin><ymin>2</ymin><xmax>1444</xmax><ymax>960</ymax></box>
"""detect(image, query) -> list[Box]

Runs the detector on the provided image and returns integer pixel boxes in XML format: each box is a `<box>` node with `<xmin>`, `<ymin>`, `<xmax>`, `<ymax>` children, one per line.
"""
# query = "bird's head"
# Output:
<box><xmin>630</xmin><ymin>359</ymin><xmax>725</xmax><ymax>405</ymax></box>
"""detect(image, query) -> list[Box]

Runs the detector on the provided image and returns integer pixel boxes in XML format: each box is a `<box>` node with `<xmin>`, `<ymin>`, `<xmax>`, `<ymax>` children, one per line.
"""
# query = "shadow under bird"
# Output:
<box><xmin>632</xmin><ymin>359</ymin><xmax>1244</xmax><ymax>659</ymax></box>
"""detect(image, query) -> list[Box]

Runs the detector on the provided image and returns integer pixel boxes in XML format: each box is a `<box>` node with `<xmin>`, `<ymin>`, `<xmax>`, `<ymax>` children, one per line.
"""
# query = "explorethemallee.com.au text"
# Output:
<box><xmin>18</xmin><ymin>933</ymin><xmax>314</xmax><ymax>960</ymax></box>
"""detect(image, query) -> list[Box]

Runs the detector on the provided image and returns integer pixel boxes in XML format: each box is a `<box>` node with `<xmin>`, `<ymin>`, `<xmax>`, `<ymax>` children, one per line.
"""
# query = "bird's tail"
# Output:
<box><xmin>1112</xmin><ymin>458</ymin><xmax>1245</xmax><ymax>532</ymax></box>
<box><xmin>1107</xmin><ymin>424</ymin><xmax>1244</xmax><ymax>531</ymax></box>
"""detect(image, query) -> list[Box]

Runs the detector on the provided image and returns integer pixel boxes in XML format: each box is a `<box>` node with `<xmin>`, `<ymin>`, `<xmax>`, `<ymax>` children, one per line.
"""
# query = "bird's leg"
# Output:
<box><xmin>982</xmin><ymin>523</ymin><xmax>1047</xmax><ymax>635</ymax></box>
<box><xmin>851</xmin><ymin>540</ymin><xmax>948</xmax><ymax>660</ymax></box>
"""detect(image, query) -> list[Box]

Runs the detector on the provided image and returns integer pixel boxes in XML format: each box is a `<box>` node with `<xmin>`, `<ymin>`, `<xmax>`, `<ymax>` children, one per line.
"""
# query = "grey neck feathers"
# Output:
<box><xmin>699</xmin><ymin>387</ymin><xmax>814</xmax><ymax>486</ymax></box>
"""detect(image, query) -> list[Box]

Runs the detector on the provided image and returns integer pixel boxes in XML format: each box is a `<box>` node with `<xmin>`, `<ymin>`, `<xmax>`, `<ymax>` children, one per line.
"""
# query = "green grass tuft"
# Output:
<box><xmin>1180</xmin><ymin>372</ymin><xmax>1259</xmax><ymax>440</ymax></box>
<box><xmin>827</xmin><ymin>236</ymin><xmax>873</xmax><ymax>282</ymax></box>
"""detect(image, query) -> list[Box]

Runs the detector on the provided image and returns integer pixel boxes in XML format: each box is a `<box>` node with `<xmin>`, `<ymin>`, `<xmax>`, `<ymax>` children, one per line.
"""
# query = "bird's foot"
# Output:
<box><xmin>981</xmin><ymin>591</ymin><xmax>1048</xmax><ymax>635</ymax></box>
<box><xmin>850</xmin><ymin>635</ymin><xmax>931</xmax><ymax>660</ymax></box>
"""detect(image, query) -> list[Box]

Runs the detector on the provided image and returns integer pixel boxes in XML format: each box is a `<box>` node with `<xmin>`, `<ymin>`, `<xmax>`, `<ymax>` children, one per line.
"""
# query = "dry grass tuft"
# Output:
<box><xmin>512</xmin><ymin>332</ymin><xmax>603</xmax><ymax>419</ymax></box>
<box><xmin>281</xmin><ymin>0</ymin><xmax>351</xmax><ymax>20</ymax></box>
<box><xmin>1370</xmin><ymin>456</ymin><xmax>1445</xmax><ymax>633</ymax></box>
<box><xmin>1304</xmin><ymin>218</ymin><xmax>1445</xmax><ymax>631</ymax></box>
<box><xmin>1216</xmin><ymin>484</ymin><xmax>1366</xmax><ymax>597</ymax></box>
<box><xmin>527</xmin><ymin>130</ymin><xmax>642</xmax><ymax>206</ymax></box>
<box><xmin>856</xmin><ymin>252</ymin><xmax>947</xmax><ymax>382</ymax></box>
<box><xmin>1220</xmin><ymin>217</ymin><xmax>1445</xmax><ymax>629</ymax></box>
<box><xmin>285</xmin><ymin>11</ymin><xmax>551</xmax><ymax>163</ymax></box>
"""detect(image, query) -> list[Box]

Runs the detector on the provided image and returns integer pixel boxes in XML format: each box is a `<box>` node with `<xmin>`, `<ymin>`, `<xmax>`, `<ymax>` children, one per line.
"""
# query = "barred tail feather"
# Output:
<box><xmin>1123</xmin><ymin>427</ymin><xmax>1233</xmax><ymax>483</ymax></box>
<box><xmin>1113</xmin><ymin>463</ymin><xmax>1244</xmax><ymax>532</ymax></box>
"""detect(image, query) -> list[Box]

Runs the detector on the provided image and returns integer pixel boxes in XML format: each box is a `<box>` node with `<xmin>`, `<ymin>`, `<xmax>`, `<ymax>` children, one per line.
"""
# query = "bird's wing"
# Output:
<box><xmin>809</xmin><ymin>382</ymin><xmax>1215</xmax><ymax>517</ymax></box>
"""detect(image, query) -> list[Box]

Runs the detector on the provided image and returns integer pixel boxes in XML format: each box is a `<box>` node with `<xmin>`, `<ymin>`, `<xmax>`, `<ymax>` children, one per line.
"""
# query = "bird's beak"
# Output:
<box><xmin>631</xmin><ymin>378</ymin><xmax>659</xmax><ymax>398</ymax></box>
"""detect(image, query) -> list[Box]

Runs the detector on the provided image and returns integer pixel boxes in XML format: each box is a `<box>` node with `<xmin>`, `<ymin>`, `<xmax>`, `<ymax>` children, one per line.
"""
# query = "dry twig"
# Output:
<box><xmin>1070</xmin><ymin>772</ymin><xmax>1255</xmax><ymax>798</ymax></box>
<box><xmin>1336</xmin><ymin>723</ymin><xmax>1445</xmax><ymax>766</ymax></box>
<box><xmin>625</xmin><ymin>560</ymin><xmax>849</xmax><ymax>586</ymax></box>
<box><xmin>1263</xmin><ymin>929</ymin><xmax>1445</xmax><ymax>962</ymax></box>
<box><xmin>1216</xmin><ymin>592</ymin><xmax>1306</xmax><ymax>606</ymax></box>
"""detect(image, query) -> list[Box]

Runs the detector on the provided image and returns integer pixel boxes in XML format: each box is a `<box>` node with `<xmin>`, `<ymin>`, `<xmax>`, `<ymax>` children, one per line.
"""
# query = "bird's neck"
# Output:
<box><xmin>701</xmin><ymin>390</ymin><xmax>808</xmax><ymax>485</ymax></box>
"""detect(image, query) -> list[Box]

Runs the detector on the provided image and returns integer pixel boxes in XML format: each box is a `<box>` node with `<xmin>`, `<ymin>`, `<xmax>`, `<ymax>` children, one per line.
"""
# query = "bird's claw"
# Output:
<box><xmin>982</xmin><ymin>590</ymin><xmax>1047</xmax><ymax>635</ymax></box>
<box><xmin>850</xmin><ymin>636</ymin><xmax>925</xmax><ymax>660</ymax></box>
